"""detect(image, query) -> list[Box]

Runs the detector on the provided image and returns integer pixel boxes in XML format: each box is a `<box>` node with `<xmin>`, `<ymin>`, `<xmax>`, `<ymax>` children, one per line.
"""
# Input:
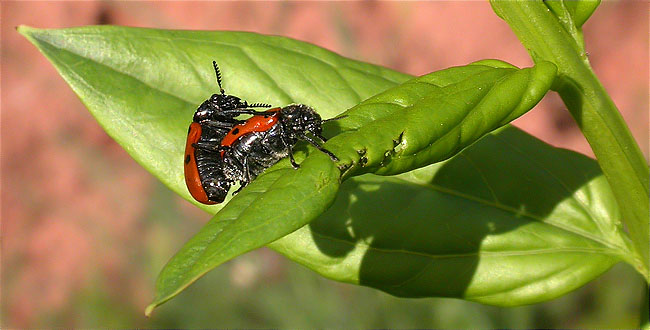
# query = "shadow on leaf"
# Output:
<box><xmin>308</xmin><ymin>125</ymin><xmax>610</xmax><ymax>303</ymax></box>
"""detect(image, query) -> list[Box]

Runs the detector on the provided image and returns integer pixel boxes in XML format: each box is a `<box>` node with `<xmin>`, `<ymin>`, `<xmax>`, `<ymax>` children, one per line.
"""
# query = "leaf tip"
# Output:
<box><xmin>144</xmin><ymin>303</ymin><xmax>157</xmax><ymax>318</ymax></box>
<box><xmin>16</xmin><ymin>25</ymin><xmax>42</xmax><ymax>44</ymax></box>
<box><xmin>16</xmin><ymin>24</ymin><xmax>33</xmax><ymax>35</ymax></box>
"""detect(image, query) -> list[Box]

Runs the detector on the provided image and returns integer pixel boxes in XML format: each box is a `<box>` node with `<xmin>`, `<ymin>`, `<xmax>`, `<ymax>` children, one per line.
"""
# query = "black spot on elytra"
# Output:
<box><xmin>232</xmin><ymin>128</ymin><xmax>240</xmax><ymax>135</ymax></box>
<box><xmin>185</xmin><ymin>155</ymin><xmax>191</xmax><ymax>164</ymax></box>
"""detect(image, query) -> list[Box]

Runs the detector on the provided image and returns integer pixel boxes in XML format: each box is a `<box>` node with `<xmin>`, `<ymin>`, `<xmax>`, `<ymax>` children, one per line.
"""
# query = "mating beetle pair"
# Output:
<box><xmin>184</xmin><ymin>62</ymin><xmax>338</xmax><ymax>204</ymax></box>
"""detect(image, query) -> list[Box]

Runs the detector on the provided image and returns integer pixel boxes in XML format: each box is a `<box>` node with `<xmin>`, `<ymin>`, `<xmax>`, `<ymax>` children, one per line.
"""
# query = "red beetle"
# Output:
<box><xmin>184</xmin><ymin>61</ymin><xmax>270</xmax><ymax>204</ymax></box>
<box><xmin>218</xmin><ymin>104</ymin><xmax>339</xmax><ymax>194</ymax></box>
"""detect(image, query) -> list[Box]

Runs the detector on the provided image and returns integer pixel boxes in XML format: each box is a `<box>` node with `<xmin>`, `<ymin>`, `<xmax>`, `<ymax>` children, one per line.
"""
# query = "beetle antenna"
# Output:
<box><xmin>213</xmin><ymin>61</ymin><xmax>225</xmax><ymax>94</ymax></box>
<box><xmin>248</xmin><ymin>103</ymin><xmax>272</xmax><ymax>108</ymax></box>
<box><xmin>322</xmin><ymin>115</ymin><xmax>348</xmax><ymax>123</ymax></box>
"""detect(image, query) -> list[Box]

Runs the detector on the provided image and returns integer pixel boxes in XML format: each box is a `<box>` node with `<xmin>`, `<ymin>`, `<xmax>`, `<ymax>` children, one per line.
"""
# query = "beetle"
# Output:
<box><xmin>219</xmin><ymin>104</ymin><xmax>339</xmax><ymax>194</ymax></box>
<box><xmin>184</xmin><ymin>61</ymin><xmax>271</xmax><ymax>204</ymax></box>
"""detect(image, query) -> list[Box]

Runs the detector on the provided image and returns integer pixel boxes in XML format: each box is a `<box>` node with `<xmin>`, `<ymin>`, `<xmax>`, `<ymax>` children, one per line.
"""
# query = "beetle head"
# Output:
<box><xmin>280</xmin><ymin>104</ymin><xmax>323</xmax><ymax>137</ymax></box>
<box><xmin>193</xmin><ymin>93</ymin><xmax>250</xmax><ymax>122</ymax></box>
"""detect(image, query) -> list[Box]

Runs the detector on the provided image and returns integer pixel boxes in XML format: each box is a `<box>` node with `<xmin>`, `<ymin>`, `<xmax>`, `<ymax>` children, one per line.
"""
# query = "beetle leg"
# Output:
<box><xmin>192</xmin><ymin>141</ymin><xmax>229</xmax><ymax>153</ymax></box>
<box><xmin>300</xmin><ymin>134</ymin><xmax>339</xmax><ymax>162</ymax></box>
<box><xmin>233</xmin><ymin>183</ymin><xmax>244</xmax><ymax>194</ymax></box>
<box><xmin>277</xmin><ymin>122</ymin><xmax>300</xmax><ymax>169</ymax></box>
<box><xmin>201</xmin><ymin>120</ymin><xmax>238</xmax><ymax>129</ymax></box>
<box><xmin>244</xmin><ymin>156</ymin><xmax>253</xmax><ymax>183</ymax></box>
<box><xmin>314</xmin><ymin>133</ymin><xmax>328</xmax><ymax>143</ymax></box>
<box><xmin>233</xmin><ymin>156</ymin><xmax>251</xmax><ymax>195</ymax></box>
<box><xmin>287</xmin><ymin>148</ymin><xmax>299</xmax><ymax>169</ymax></box>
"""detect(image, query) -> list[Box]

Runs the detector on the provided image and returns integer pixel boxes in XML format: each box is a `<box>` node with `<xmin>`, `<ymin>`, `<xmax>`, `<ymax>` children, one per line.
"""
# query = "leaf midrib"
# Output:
<box><xmin>308</xmin><ymin>227</ymin><xmax>623</xmax><ymax>260</ymax></box>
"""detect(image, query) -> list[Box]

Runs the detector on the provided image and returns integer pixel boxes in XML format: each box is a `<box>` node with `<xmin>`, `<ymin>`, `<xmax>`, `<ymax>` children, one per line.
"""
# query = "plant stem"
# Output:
<box><xmin>490</xmin><ymin>1</ymin><xmax>649</xmax><ymax>280</ymax></box>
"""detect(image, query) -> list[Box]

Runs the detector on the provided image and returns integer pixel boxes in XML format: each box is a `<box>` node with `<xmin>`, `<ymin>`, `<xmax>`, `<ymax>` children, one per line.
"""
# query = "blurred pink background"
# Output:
<box><xmin>2</xmin><ymin>1</ymin><xmax>648</xmax><ymax>328</ymax></box>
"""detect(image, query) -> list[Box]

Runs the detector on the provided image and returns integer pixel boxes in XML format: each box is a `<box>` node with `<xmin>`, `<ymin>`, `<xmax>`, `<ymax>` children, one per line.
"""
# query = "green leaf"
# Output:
<box><xmin>147</xmin><ymin>59</ymin><xmax>557</xmax><ymax>311</ymax></box>
<box><xmin>491</xmin><ymin>0</ymin><xmax>649</xmax><ymax>280</ymax></box>
<box><xmin>17</xmin><ymin>24</ymin><xmax>410</xmax><ymax>212</ymax></box>
<box><xmin>17</xmin><ymin>25</ymin><xmax>410</xmax><ymax>315</ymax></box>
<box><xmin>326</xmin><ymin>59</ymin><xmax>557</xmax><ymax>177</ymax></box>
<box><xmin>272</xmin><ymin>126</ymin><xmax>631</xmax><ymax>306</ymax></box>
<box><xmin>544</xmin><ymin>0</ymin><xmax>600</xmax><ymax>56</ymax></box>
<box><xmin>146</xmin><ymin>152</ymin><xmax>340</xmax><ymax>315</ymax></box>
<box><xmin>19</xmin><ymin>25</ymin><xmax>627</xmax><ymax>311</ymax></box>
<box><xmin>548</xmin><ymin>0</ymin><xmax>600</xmax><ymax>28</ymax></box>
